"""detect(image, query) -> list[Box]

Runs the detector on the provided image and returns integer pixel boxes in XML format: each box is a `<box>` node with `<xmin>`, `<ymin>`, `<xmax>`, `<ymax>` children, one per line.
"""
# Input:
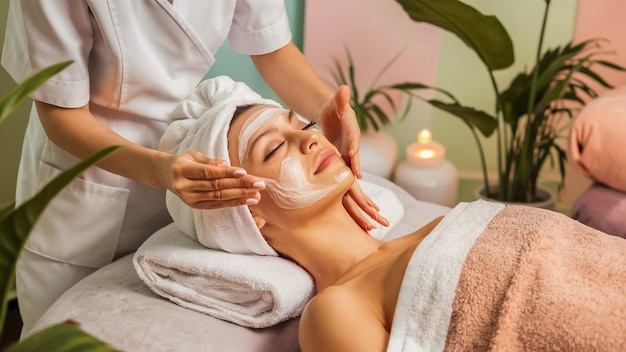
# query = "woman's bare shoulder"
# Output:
<box><xmin>298</xmin><ymin>286</ymin><xmax>388</xmax><ymax>351</ymax></box>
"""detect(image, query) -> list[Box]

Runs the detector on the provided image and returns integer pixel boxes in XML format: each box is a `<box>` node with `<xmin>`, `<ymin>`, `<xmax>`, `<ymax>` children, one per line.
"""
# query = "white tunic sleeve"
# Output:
<box><xmin>228</xmin><ymin>0</ymin><xmax>292</xmax><ymax>55</ymax></box>
<box><xmin>1</xmin><ymin>0</ymin><xmax>92</xmax><ymax>108</ymax></box>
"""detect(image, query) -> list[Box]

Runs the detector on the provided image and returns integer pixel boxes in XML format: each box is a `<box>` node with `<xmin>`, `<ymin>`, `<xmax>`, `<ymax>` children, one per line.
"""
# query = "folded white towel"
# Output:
<box><xmin>133</xmin><ymin>179</ymin><xmax>405</xmax><ymax>328</ymax></box>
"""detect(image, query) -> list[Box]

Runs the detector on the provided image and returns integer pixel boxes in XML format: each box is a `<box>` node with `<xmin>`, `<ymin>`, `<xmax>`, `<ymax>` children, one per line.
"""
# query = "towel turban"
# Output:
<box><xmin>159</xmin><ymin>76</ymin><xmax>281</xmax><ymax>256</ymax></box>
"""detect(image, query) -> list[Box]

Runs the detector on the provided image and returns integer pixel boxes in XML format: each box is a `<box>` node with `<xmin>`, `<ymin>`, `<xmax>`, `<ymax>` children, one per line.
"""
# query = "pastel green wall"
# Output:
<box><xmin>206</xmin><ymin>0</ymin><xmax>305</xmax><ymax>103</ymax></box>
<box><xmin>0</xmin><ymin>0</ymin><xmax>30</xmax><ymax>205</ymax></box>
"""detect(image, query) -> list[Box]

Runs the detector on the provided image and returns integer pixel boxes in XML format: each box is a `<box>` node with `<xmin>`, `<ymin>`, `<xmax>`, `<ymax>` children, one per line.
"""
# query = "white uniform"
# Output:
<box><xmin>1</xmin><ymin>0</ymin><xmax>291</xmax><ymax>336</ymax></box>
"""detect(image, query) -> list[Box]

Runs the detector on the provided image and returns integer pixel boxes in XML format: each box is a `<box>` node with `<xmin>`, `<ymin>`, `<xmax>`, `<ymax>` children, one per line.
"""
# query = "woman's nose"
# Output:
<box><xmin>301</xmin><ymin>131</ymin><xmax>320</xmax><ymax>153</ymax></box>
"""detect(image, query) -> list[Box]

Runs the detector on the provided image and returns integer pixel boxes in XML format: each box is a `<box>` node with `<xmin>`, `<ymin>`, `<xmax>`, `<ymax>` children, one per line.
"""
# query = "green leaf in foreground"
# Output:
<box><xmin>0</xmin><ymin>61</ymin><xmax>73</xmax><ymax>125</ymax></box>
<box><xmin>6</xmin><ymin>322</ymin><xmax>119</xmax><ymax>352</ymax></box>
<box><xmin>0</xmin><ymin>145</ymin><xmax>120</xmax><ymax>339</ymax></box>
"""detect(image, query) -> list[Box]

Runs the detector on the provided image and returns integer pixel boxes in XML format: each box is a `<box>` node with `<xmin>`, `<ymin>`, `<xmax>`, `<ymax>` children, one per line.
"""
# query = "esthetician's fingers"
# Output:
<box><xmin>347</xmin><ymin>183</ymin><xmax>389</xmax><ymax>227</ymax></box>
<box><xmin>343</xmin><ymin>183</ymin><xmax>389</xmax><ymax>231</ymax></box>
<box><xmin>191</xmin><ymin>188</ymin><xmax>263</xmax><ymax>210</ymax></box>
<box><xmin>163</xmin><ymin>151</ymin><xmax>266</xmax><ymax>209</ymax></box>
<box><xmin>320</xmin><ymin>85</ymin><xmax>362</xmax><ymax>178</ymax></box>
<box><xmin>343</xmin><ymin>194</ymin><xmax>374</xmax><ymax>231</ymax></box>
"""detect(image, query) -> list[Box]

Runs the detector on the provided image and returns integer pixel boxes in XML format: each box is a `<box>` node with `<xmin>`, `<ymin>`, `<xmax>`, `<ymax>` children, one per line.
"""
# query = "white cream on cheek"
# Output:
<box><xmin>261</xmin><ymin>156</ymin><xmax>350</xmax><ymax>209</ymax></box>
<box><xmin>238</xmin><ymin>107</ymin><xmax>350</xmax><ymax>209</ymax></box>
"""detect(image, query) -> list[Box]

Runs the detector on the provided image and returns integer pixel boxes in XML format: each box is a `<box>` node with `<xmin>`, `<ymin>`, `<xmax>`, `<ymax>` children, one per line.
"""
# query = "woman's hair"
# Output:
<box><xmin>231</xmin><ymin>104</ymin><xmax>257</xmax><ymax>126</ymax></box>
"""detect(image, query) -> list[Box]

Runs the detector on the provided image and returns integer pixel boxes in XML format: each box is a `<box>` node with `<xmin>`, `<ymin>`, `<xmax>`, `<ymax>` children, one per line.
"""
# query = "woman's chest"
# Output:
<box><xmin>343</xmin><ymin>243</ymin><xmax>419</xmax><ymax>331</ymax></box>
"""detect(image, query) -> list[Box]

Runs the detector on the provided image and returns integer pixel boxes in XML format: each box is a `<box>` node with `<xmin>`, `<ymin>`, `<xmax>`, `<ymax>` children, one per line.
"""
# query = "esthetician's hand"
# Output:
<box><xmin>162</xmin><ymin>151</ymin><xmax>266</xmax><ymax>209</ymax></box>
<box><xmin>343</xmin><ymin>182</ymin><xmax>389</xmax><ymax>231</ymax></box>
<box><xmin>319</xmin><ymin>85</ymin><xmax>362</xmax><ymax>179</ymax></box>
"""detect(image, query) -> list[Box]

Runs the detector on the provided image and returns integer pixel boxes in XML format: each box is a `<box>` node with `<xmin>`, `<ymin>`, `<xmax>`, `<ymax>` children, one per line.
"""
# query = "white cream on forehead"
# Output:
<box><xmin>238</xmin><ymin>106</ymin><xmax>286</xmax><ymax>165</ymax></box>
<box><xmin>237</xmin><ymin>106</ymin><xmax>349</xmax><ymax>209</ymax></box>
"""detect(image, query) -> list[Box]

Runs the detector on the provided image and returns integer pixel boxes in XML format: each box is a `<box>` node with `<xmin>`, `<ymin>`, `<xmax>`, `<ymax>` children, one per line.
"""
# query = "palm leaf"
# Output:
<box><xmin>395</xmin><ymin>0</ymin><xmax>514</xmax><ymax>70</ymax></box>
<box><xmin>391</xmin><ymin>82</ymin><xmax>461</xmax><ymax>104</ymax></box>
<box><xmin>6</xmin><ymin>322</ymin><xmax>118</xmax><ymax>352</ymax></box>
<box><xmin>428</xmin><ymin>100</ymin><xmax>497</xmax><ymax>137</ymax></box>
<box><xmin>0</xmin><ymin>146</ymin><xmax>120</xmax><ymax>338</ymax></box>
<box><xmin>0</xmin><ymin>61</ymin><xmax>72</xmax><ymax>125</ymax></box>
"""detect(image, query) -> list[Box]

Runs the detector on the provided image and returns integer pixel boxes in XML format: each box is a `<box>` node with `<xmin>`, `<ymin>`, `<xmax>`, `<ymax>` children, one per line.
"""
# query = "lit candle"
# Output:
<box><xmin>393</xmin><ymin>128</ymin><xmax>458</xmax><ymax>207</ymax></box>
<box><xmin>406</xmin><ymin>128</ymin><xmax>445</xmax><ymax>167</ymax></box>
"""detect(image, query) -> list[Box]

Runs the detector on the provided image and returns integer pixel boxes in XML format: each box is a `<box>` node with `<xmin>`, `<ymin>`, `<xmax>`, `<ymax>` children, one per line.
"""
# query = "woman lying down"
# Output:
<box><xmin>160</xmin><ymin>76</ymin><xmax>626</xmax><ymax>351</ymax></box>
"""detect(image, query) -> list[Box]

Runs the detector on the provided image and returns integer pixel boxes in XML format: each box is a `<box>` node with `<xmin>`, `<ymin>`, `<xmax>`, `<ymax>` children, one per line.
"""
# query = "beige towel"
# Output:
<box><xmin>446</xmin><ymin>205</ymin><xmax>626</xmax><ymax>351</ymax></box>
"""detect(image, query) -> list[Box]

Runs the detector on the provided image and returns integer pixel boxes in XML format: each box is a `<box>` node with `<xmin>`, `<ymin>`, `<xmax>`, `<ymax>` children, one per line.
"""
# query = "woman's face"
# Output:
<box><xmin>228</xmin><ymin>104</ymin><xmax>354</xmax><ymax>210</ymax></box>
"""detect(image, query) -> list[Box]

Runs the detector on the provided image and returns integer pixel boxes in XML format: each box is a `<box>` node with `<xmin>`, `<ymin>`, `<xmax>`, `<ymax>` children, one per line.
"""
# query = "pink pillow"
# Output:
<box><xmin>568</xmin><ymin>87</ymin><xmax>626</xmax><ymax>193</ymax></box>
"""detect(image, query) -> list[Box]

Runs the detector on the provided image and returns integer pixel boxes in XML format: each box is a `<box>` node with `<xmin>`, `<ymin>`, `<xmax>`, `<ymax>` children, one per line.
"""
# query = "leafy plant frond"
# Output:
<box><xmin>0</xmin><ymin>146</ymin><xmax>120</xmax><ymax>339</ymax></box>
<box><xmin>428</xmin><ymin>100</ymin><xmax>498</xmax><ymax>137</ymax></box>
<box><xmin>0</xmin><ymin>60</ymin><xmax>119</xmax><ymax>350</ymax></box>
<box><xmin>395</xmin><ymin>0</ymin><xmax>514</xmax><ymax>70</ymax></box>
<box><xmin>328</xmin><ymin>47</ymin><xmax>413</xmax><ymax>131</ymax></box>
<box><xmin>6</xmin><ymin>322</ymin><xmax>118</xmax><ymax>352</ymax></box>
<box><xmin>0</xmin><ymin>61</ymin><xmax>72</xmax><ymax>125</ymax></box>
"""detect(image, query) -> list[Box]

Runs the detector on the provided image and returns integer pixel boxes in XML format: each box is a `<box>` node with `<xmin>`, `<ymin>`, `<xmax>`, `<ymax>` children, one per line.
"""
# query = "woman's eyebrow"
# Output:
<box><xmin>247</xmin><ymin>125</ymin><xmax>276</xmax><ymax>161</ymax></box>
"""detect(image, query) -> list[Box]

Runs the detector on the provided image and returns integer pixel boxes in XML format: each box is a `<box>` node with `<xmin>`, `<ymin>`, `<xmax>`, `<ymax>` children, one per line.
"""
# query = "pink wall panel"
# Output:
<box><xmin>560</xmin><ymin>0</ymin><xmax>626</xmax><ymax>203</ymax></box>
<box><xmin>303</xmin><ymin>0</ymin><xmax>442</xmax><ymax>119</ymax></box>
<box><xmin>574</xmin><ymin>0</ymin><xmax>626</xmax><ymax>93</ymax></box>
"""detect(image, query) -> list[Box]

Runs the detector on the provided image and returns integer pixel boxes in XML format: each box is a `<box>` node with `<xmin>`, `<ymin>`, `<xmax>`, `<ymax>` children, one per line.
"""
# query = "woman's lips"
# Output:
<box><xmin>315</xmin><ymin>151</ymin><xmax>341</xmax><ymax>174</ymax></box>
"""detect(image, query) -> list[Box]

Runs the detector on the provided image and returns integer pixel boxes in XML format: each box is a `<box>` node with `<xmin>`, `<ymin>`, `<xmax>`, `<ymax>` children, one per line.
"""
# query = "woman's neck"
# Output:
<box><xmin>266</xmin><ymin>202</ymin><xmax>383</xmax><ymax>291</ymax></box>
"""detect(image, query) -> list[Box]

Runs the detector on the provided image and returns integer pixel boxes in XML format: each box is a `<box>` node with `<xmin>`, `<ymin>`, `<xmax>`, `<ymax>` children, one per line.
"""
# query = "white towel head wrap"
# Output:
<box><xmin>159</xmin><ymin>76</ymin><xmax>282</xmax><ymax>256</ymax></box>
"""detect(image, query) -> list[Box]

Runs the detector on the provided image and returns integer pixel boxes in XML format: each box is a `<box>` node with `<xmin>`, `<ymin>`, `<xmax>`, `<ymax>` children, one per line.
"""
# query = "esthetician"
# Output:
<box><xmin>1</xmin><ymin>0</ymin><xmax>380</xmax><ymax>336</ymax></box>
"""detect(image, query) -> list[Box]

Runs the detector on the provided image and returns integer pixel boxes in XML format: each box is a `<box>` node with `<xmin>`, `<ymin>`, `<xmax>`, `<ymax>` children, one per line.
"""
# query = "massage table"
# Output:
<box><xmin>29</xmin><ymin>174</ymin><xmax>451</xmax><ymax>351</ymax></box>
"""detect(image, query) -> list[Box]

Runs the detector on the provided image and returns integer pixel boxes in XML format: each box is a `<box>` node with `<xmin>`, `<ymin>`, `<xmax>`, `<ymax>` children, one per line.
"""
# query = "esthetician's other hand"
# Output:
<box><xmin>319</xmin><ymin>85</ymin><xmax>362</xmax><ymax>178</ymax></box>
<box><xmin>161</xmin><ymin>151</ymin><xmax>265</xmax><ymax>209</ymax></box>
<box><xmin>343</xmin><ymin>182</ymin><xmax>389</xmax><ymax>231</ymax></box>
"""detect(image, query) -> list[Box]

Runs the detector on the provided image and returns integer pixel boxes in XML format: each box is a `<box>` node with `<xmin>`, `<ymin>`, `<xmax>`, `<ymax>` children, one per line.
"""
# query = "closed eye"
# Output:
<box><xmin>264</xmin><ymin>122</ymin><xmax>317</xmax><ymax>161</ymax></box>
<box><xmin>264</xmin><ymin>141</ymin><xmax>284</xmax><ymax>161</ymax></box>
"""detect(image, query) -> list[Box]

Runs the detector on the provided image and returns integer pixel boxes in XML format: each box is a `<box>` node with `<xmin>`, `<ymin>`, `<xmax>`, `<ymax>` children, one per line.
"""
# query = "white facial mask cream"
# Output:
<box><xmin>237</xmin><ymin>106</ymin><xmax>349</xmax><ymax>209</ymax></box>
<box><xmin>261</xmin><ymin>156</ymin><xmax>350</xmax><ymax>209</ymax></box>
<box><xmin>238</xmin><ymin>106</ymin><xmax>285</xmax><ymax>165</ymax></box>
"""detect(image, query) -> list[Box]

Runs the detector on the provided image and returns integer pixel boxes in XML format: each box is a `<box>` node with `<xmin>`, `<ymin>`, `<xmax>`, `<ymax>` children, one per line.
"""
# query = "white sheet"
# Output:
<box><xmin>386</xmin><ymin>200</ymin><xmax>504</xmax><ymax>352</ymax></box>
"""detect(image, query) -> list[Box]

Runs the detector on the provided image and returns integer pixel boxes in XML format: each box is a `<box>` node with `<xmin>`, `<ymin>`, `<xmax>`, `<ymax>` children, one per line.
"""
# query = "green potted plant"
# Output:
<box><xmin>391</xmin><ymin>0</ymin><xmax>626</xmax><ymax>204</ymax></box>
<box><xmin>329</xmin><ymin>47</ymin><xmax>412</xmax><ymax>179</ymax></box>
<box><xmin>0</xmin><ymin>62</ymin><xmax>118</xmax><ymax>351</ymax></box>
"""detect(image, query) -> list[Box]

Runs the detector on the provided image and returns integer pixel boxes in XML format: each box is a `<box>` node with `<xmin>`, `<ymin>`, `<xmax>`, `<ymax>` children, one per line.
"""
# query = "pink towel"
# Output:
<box><xmin>568</xmin><ymin>87</ymin><xmax>626</xmax><ymax>192</ymax></box>
<box><xmin>447</xmin><ymin>205</ymin><xmax>626</xmax><ymax>351</ymax></box>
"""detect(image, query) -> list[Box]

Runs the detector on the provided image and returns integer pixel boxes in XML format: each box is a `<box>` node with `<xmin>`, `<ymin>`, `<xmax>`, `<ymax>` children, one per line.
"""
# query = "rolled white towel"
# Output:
<box><xmin>133</xmin><ymin>222</ymin><xmax>314</xmax><ymax>328</ymax></box>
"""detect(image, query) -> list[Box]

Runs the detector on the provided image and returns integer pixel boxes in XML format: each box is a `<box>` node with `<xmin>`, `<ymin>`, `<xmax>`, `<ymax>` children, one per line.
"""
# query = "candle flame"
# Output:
<box><xmin>417</xmin><ymin>149</ymin><xmax>435</xmax><ymax>159</ymax></box>
<box><xmin>417</xmin><ymin>128</ymin><xmax>432</xmax><ymax>144</ymax></box>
